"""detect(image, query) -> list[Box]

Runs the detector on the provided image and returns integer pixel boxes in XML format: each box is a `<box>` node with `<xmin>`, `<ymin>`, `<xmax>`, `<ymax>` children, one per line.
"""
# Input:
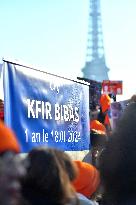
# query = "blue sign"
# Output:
<box><xmin>3</xmin><ymin>61</ymin><xmax>90</xmax><ymax>152</ymax></box>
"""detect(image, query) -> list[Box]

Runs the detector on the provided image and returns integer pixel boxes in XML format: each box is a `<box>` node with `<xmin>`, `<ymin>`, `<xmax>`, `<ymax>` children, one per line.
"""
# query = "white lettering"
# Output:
<box><xmin>41</xmin><ymin>101</ymin><xmax>45</xmax><ymax>119</ymax></box>
<box><xmin>27</xmin><ymin>99</ymin><xmax>52</xmax><ymax>120</ymax></box>
<box><xmin>69</xmin><ymin>106</ymin><xmax>75</xmax><ymax>121</ymax></box>
<box><xmin>54</xmin><ymin>103</ymin><xmax>79</xmax><ymax>123</ymax></box>
<box><xmin>42</xmin><ymin>129</ymin><xmax>48</xmax><ymax>142</ymax></box>
<box><xmin>50</xmin><ymin>82</ymin><xmax>59</xmax><ymax>94</ymax></box>
<box><xmin>36</xmin><ymin>100</ymin><xmax>41</xmax><ymax>118</ymax></box>
<box><xmin>55</xmin><ymin>104</ymin><xmax>60</xmax><ymax>120</ymax></box>
<box><xmin>27</xmin><ymin>99</ymin><xmax>35</xmax><ymax>118</ymax></box>
<box><xmin>45</xmin><ymin>102</ymin><xmax>52</xmax><ymax>119</ymax></box>
<box><xmin>32</xmin><ymin>132</ymin><xmax>41</xmax><ymax>142</ymax></box>
<box><xmin>27</xmin><ymin>99</ymin><xmax>79</xmax><ymax>123</ymax></box>
<box><xmin>74</xmin><ymin>107</ymin><xmax>79</xmax><ymax>123</ymax></box>
<box><xmin>63</xmin><ymin>105</ymin><xmax>69</xmax><ymax>121</ymax></box>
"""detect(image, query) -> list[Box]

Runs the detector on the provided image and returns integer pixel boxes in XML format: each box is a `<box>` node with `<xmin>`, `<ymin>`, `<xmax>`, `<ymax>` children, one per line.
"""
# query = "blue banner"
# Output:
<box><xmin>3</xmin><ymin>61</ymin><xmax>90</xmax><ymax>152</ymax></box>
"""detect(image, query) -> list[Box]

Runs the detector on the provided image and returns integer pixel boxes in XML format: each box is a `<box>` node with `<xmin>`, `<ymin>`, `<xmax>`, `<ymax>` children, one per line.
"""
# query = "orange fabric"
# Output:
<box><xmin>72</xmin><ymin>160</ymin><xmax>100</xmax><ymax>198</ymax></box>
<box><xmin>0</xmin><ymin>121</ymin><xmax>20</xmax><ymax>154</ymax></box>
<box><xmin>90</xmin><ymin>120</ymin><xmax>106</xmax><ymax>134</ymax></box>
<box><xmin>104</xmin><ymin>114</ymin><xmax>110</xmax><ymax>125</ymax></box>
<box><xmin>100</xmin><ymin>94</ymin><xmax>111</xmax><ymax>113</ymax></box>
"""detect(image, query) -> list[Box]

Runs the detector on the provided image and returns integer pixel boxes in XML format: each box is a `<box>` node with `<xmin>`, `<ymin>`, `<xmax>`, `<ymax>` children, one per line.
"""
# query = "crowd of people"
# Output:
<box><xmin>0</xmin><ymin>119</ymin><xmax>100</xmax><ymax>205</ymax></box>
<box><xmin>0</xmin><ymin>94</ymin><xmax>136</xmax><ymax>205</ymax></box>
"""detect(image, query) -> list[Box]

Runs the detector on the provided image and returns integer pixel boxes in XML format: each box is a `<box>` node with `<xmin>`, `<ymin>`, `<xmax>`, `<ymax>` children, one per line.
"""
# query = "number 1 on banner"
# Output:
<box><xmin>25</xmin><ymin>129</ymin><xmax>28</xmax><ymax>142</ymax></box>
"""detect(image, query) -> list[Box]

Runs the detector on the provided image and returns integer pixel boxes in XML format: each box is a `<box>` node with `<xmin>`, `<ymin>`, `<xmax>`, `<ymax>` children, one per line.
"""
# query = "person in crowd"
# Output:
<box><xmin>88</xmin><ymin>94</ymin><xmax>111</xmax><ymax>166</ymax></box>
<box><xmin>49</xmin><ymin>148</ymin><xmax>99</xmax><ymax>205</ymax></box>
<box><xmin>130</xmin><ymin>94</ymin><xmax>136</xmax><ymax>103</ymax></box>
<box><xmin>0</xmin><ymin>120</ymin><xmax>20</xmax><ymax>155</ymax></box>
<box><xmin>0</xmin><ymin>120</ymin><xmax>26</xmax><ymax>205</ymax></box>
<box><xmin>21</xmin><ymin>147</ymin><xmax>79</xmax><ymax>205</ymax></box>
<box><xmin>72</xmin><ymin>160</ymin><xmax>100</xmax><ymax>203</ymax></box>
<box><xmin>99</xmin><ymin>102</ymin><xmax>136</xmax><ymax>205</ymax></box>
<box><xmin>90</xmin><ymin>130</ymin><xmax>108</xmax><ymax>169</ymax></box>
<box><xmin>83</xmin><ymin>119</ymin><xmax>108</xmax><ymax>169</ymax></box>
<box><xmin>49</xmin><ymin>148</ymin><xmax>78</xmax><ymax>181</ymax></box>
<box><xmin>97</xmin><ymin>94</ymin><xmax>111</xmax><ymax>135</ymax></box>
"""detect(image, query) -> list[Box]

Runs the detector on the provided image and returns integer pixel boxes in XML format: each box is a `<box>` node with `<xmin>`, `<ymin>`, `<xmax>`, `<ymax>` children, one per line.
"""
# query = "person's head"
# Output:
<box><xmin>130</xmin><ymin>94</ymin><xmax>136</xmax><ymax>103</ymax></box>
<box><xmin>0</xmin><ymin>120</ymin><xmax>20</xmax><ymax>156</ymax></box>
<box><xmin>22</xmin><ymin>147</ymin><xmax>78</xmax><ymax>205</ymax></box>
<box><xmin>72</xmin><ymin>160</ymin><xmax>100</xmax><ymax>199</ymax></box>
<box><xmin>50</xmin><ymin>148</ymin><xmax>78</xmax><ymax>181</ymax></box>
<box><xmin>99</xmin><ymin>102</ymin><xmax>136</xmax><ymax>203</ymax></box>
<box><xmin>90</xmin><ymin>120</ymin><xmax>107</xmax><ymax>168</ymax></box>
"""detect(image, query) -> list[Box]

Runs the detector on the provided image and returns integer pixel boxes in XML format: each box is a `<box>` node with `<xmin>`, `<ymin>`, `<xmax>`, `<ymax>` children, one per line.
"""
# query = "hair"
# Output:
<box><xmin>91</xmin><ymin>130</ymin><xmax>107</xmax><ymax>148</ymax></box>
<box><xmin>50</xmin><ymin>148</ymin><xmax>78</xmax><ymax>181</ymax></box>
<box><xmin>0</xmin><ymin>99</ymin><xmax>4</xmax><ymax>105</ymax></box>
<box><xmin>21</xmin><ymin>147</ymin><xmax>78</xmax><ymax>205</ymax></box>
<box><xmin>99</xmin><ymin>102</ymin><xmax>136</xmax><ymax>204</ymax></box>
<box><xmin>130</xmin><ymin>94</ymin><xmax>136</xmax><ymax>103</ymax></box>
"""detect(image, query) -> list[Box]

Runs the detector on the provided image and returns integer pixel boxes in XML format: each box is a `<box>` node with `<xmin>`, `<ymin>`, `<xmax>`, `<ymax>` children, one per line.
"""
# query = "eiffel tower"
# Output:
<box><xmin>82</xmin><ymin>0</ymin><xmax>109</xmax><ymax>82</ymax></box>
